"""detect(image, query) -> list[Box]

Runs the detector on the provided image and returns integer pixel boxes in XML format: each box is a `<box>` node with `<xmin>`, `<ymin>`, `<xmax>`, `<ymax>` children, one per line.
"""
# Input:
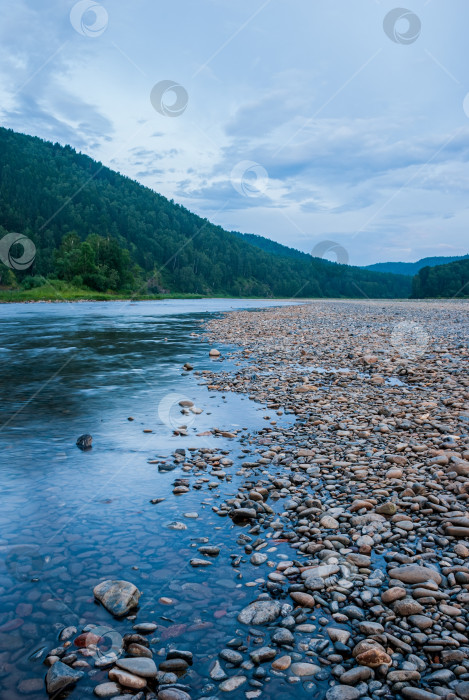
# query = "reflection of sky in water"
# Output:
<box><xmin>0</xmin><ymin>299</ymin><xmax>322</xmax><ymax>700</ymax></box>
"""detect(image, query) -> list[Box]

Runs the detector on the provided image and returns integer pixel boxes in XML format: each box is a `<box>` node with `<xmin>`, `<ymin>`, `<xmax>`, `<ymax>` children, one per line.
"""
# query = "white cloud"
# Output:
<box><xmin>0</xmin><ymin>0</ymin><xmax>468</xmax><ymax>264</ymax></box>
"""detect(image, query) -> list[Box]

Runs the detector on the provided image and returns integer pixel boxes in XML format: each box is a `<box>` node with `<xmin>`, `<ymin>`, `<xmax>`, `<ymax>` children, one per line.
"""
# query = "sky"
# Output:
<box><xmin>1</xmin><ymin>0</ymin><xmax>468</xmax><ymax>266</ymax></box>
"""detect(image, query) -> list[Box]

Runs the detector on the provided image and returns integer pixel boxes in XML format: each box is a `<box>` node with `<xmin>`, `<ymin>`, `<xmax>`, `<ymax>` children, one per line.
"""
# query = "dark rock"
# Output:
<box><xmin>45</xmin><ymin>660</ymin><xmax>84</xmax><ymax>696</ymax></box>
<box><xmin>76</xmin><ymin>434</ymin><xmax>92</xmax><ymax>450</ymax></box>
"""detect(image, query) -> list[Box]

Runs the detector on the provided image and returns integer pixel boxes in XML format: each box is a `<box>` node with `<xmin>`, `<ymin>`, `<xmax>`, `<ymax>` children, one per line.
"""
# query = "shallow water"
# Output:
<box><xmin>0</xmin><ymin>299</ymin><xmax>317</xmax><ymax>700</ymax></box>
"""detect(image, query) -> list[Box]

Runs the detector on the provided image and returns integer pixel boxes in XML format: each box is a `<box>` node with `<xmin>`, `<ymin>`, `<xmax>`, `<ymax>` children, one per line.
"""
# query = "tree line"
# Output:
<box><xmin>0</xmin><ymin>127</ymin><xmax>413</xmax><ymax>298</ymax></box>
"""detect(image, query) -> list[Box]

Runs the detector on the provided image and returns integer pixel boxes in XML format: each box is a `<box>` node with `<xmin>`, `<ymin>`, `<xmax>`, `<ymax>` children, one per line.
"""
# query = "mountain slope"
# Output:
<box><xmin>0</xmin><ymin>128</ymin><xmax>411</xmax><ymax>298</ymax></box>
<box><xmin>412</xmin><ymin>258</ymin><xmax>469</xmax><ymax>298</ymax></box>
<box><xmin>363</xmin><ymin>255</ymin><xmax>469</xmax><ymax>276</ymax></box>
<box><xmin>232</xmin><ymin>232</ymin><xmax>310</xmax><ymax>261</ymax></box>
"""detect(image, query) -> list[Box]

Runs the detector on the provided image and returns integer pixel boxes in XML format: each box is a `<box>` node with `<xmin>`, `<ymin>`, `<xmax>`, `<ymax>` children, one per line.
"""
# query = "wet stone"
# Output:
<box><xmin>17</xmin><ymin>678</ymin><xmax>44</xmax><ymax>694</ymax></box>
<box><xmin>133</xmin><ymin>622</ymin><xmax>157</xmax><ymax>634</ymax></box>
<box><xmin>219</xmin><ymin>648</ymin><xmax>243</xmax><ymax>666</ymax></box>
<box><xmin>249</xmin><ymin>646</ymin><xmax>276</xmax><ymax>664</ymax></box>
<box><xmin>326</xmin><ymin>685</ymin><xmax>361</xmax><ymax>700</ymax></box>
<box><xmin>157</xmin><ymin>690</ymin><xmax>191</xmax><ymax>700</ymax></box>
<box><xmin>116</xmin><ymin>657</ymin><xmax>157</xmax><ymax>678</ymax></box>
<box><xmin>108</xmin><ymin>667</ymin><xmax>147</xmax><ymax>690</ymax></box>
<box><xmin>238</xmin><ymin>600</ymin><xmax>281</xmax><ymax>625</ymax></box>
<box><xmin>219</xmin><ymin>675</ymin><xmax>247</xmax><ymax>692</ymax></box>
<box><xmin>94</xmin><ymin>682</ymin><xmax>121</xmax><ymax>698</ymax></box>
<box><xmin>210</xmin><ymin>659</ymin><xmax>227</xmax><ymax>681</ymax></box>
<box><xmin>46</xmin><ymin>660</ymin><xmax>84</xmax><ymax>696</ymax></box>
<box><xmin>159</xmin><ymin>658</ymin><xmax>189</xmax><ymax>674</ymax></box>
<box><xmin>340</xmin><ymin>667</ymin><xmax>372</xmax><ymax>685</ymax></box>
<box><xmin>93</xmin><ymin>579</ymin><xmax>141</xmax><ymax>617</ymax></box>
<box><xmin>388</xmin><ymin>565</ymin><xmax>441</xmax><ymax>585</ymax></box>
<box><xmin>290</xmin><ymin>662</ymin><xmax>320</xmax><ymax>677</ymax></box>
<box><xmin>272</xmin><ymin>655</ymin><xmax>292</xmax><ymax>670</ymax></box>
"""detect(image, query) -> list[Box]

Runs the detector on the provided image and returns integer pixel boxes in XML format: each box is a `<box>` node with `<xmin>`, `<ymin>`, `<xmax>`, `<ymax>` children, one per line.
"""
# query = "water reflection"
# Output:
<box><xmin>0</xmin><ymin>300</ymin><xmax>310</xmax><ymax>700</ymax></box>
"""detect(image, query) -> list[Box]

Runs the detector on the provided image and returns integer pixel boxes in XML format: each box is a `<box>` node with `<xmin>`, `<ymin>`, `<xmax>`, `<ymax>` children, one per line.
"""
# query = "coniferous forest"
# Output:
<box><xmin>0</xmin><ymin>127</ymin><xmax>466</xmax><ymax>299</ymax></box>
<box><xmin>412</xmin><ymin>258</ymin><xmax>469</xmax><ymax>298</ymax></box>
<box><xmin>0</xmin><ymin>128</ymin><xmax>413</xmax><ymax>299</ymax></box>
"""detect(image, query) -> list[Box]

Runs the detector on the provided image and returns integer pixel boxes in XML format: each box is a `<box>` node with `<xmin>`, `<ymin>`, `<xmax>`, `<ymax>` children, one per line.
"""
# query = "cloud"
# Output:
<box><xmin>0</xmin><ymin>0</ymin><xmax>468</xmax><ymax>264</ymax></box>
<box><xmin>0</xmin><ymin>0</ymin><xmax>114</xmax><ymax>150</ymax></box>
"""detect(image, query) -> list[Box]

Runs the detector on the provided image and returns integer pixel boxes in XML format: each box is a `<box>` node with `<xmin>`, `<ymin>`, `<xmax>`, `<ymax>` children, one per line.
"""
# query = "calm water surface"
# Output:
<box><xmin>0</xmin><ymin>300</ymin><xmax>314</xmax><ymax>700</ymax></box>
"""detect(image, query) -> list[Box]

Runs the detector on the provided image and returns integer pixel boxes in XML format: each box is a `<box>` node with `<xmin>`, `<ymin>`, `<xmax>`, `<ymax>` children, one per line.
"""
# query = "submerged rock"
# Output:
<box><xmin>45</xmin><ymin>660</ymin><xmax>84</xmax><ymax>696</ymax></box>
<box><xmin>76</xmin><ymin>434</ymin><xmax>92</xmax><ymax>450</ymax></box>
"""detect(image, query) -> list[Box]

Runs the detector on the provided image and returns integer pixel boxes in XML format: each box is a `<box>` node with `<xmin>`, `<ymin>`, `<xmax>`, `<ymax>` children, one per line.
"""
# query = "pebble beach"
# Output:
<box><xmin>195</xmin><ymin>300</ymin><xmax>469</xmax><ymax>700</ymax></box>
<box><xmin>5</xmin><ymin>299</ymin><xmax>468</xmax><ymax>700</ymax></box>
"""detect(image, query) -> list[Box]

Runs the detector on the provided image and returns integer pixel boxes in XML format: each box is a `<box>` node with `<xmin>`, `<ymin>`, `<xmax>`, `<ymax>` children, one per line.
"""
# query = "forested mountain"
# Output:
<box><xmin>412</xmin><ymin>258</ymin><xmax>469</xmax><ymax>298</ymax></box>
<box><xmin>363</xmin><ymin>255</ymin><xmax>469</xmax><ymax>276</ymax></box>
<box><xmin>232</xmin><ymin>232</ymin><xmax>309</xmax><ymax>261</ymax></box>
<box><xmin>0</xmin><ymin>127</ymin><xmax>412</xmax><ymax>298</ymax></box>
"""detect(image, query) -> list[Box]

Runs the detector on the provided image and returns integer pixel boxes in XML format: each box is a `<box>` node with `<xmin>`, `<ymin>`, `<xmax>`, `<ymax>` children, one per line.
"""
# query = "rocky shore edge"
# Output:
<box><xmin>38</xmin><ymin>300</ymin><xmax>468</xmax><ymax>700</ymax></box>
<box><xmin>196</xmin><ymin>301</ymin><xmax>469</xmax><ymax>700</ymax></box>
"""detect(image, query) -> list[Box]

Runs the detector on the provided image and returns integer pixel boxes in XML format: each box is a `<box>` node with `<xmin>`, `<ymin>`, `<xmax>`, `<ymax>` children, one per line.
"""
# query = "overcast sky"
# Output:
<box><xmin>1</xmin><ymin>0</ymin><xmax>468</xmax><ymax>265</ymax></box>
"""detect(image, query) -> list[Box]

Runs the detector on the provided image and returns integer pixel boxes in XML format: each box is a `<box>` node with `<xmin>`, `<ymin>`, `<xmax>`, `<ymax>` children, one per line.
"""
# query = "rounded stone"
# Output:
<box><xmin>94</xmin><ymin>682</ymin><xmax>121</xmax><ymax>698</ymax></box>
<box><xmin>326</xmin><ymin>685</ymin><xmax>361</xmax><ymax>700</ymax></box>
<box><xmin>238</xmin><ymin>600</ymin><xmax>281</xmax><ymax>625</ymax></box>
<box><xmin>108</xmin><ymin>668</ymin><xmax>146</xmax><ymax>690</ymax></box>
<box><xmin>290</xmin><ymin>662</ymin><xmax>320</xmax><ymax>677</ymax></box>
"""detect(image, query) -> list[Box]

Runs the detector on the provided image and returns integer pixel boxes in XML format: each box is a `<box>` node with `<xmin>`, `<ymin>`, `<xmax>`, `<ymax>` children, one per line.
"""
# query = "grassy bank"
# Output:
<box><xmin>0</xmin><ymin>280</ymin><xmax>205</xmax><ymax>303</ymax></box>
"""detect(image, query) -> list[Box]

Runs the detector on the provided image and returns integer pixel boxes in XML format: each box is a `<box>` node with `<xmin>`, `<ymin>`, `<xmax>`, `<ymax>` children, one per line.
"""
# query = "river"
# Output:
<box><xmin>0</xmin><ymin>299</ymin><xmax>303</xmax><ymax>700</ymax></box>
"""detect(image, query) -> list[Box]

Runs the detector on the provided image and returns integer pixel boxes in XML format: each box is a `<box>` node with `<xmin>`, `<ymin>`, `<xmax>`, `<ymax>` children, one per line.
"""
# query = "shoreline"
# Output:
<box><xmin>195</xmin><ymin>300</ymin><xmax>469</xmax><ymax>699</ymax></box>
<box><xmin>9</xmin><ymin>299</ymin><xmax>467</xmax><ymax>700</ymax></box>
<box><xmin>1</xmin><ymin>295</ymin><xmax>467</xmax><ymax>305</ymax></box>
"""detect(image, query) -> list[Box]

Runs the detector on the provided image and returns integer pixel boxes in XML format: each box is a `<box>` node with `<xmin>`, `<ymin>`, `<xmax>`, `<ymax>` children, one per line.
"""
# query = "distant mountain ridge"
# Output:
<box><xmin>363</xmin><ymin>255</ymin><xmax>469</xmax><ymax>276</ymax></box>
<box><xmin>233</xmin><ymin>234</ymin><xmax>469</xmax><ymax>278</ymax></box>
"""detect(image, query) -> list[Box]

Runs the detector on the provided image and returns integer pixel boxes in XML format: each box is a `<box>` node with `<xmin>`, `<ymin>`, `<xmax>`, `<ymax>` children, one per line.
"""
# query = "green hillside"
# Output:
<box><xmin>0</xmin><ymin>127</ymin><xmax>411</xmax><ymax>299</ymax></box>
<box><xmin>412</xmin><ymin>258</ymin><xmax>469</xmax><ymax>298</ymax></box>
<box><xmin>233</xmin><ymin>232</ymin><xmax>309</xmax><ymax>261</ymax></box>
